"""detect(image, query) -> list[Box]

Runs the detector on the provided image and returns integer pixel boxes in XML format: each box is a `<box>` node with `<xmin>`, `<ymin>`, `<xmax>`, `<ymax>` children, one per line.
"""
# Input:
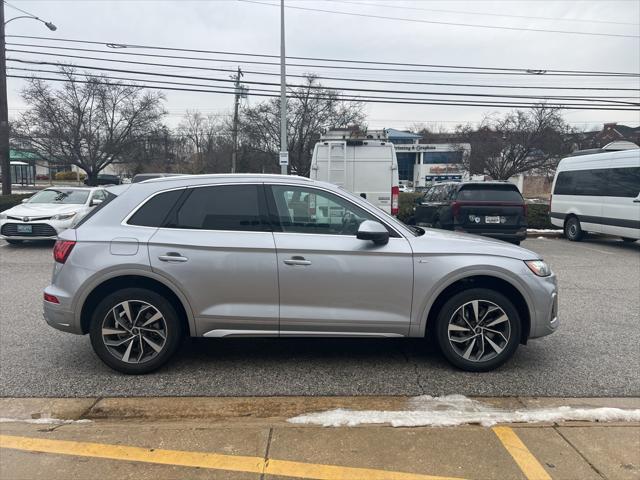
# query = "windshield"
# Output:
<box><xmin>27</xmin><ymin>189</ymin><xmax>90</xmax><ymax>205</ymax></box>
<box><xmin>456</xmin><ymin>186</ymin><xmax>523</xmax><ymax>202</ymax></box>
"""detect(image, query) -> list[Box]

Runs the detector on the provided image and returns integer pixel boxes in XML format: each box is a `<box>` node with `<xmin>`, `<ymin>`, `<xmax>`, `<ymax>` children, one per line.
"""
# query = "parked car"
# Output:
<box><xmin>310</xmin><ymin>132</ymin><xmax>400</xmax><ymax>215</ymax></box>
<box><xmin>132</xmin><ymin>173</ymin><xmax>184</xmax><ymax>183</ymax></box>
<box><xmin>85</xmin><ymin>174</ymin><xmax>121</xmax><ymax>186</ymax></box>
<box><xmin>0</xmin><ymin>187</ymin><xmax>108</xmax><ymax>244</ymax></box>
<box><xmin>43</xmin><ymin>175</ymin><xmax>558</xmax><ymax>374</ymax></box>
<box><xmin>411</xmin><ymin>181</ymin><xmax>527</xmax><ymax>244</ymax></box>
<box><xmin>550</xmin><ymin>149</ymin><xmax>640</xmax><ymax>242</ymax></box>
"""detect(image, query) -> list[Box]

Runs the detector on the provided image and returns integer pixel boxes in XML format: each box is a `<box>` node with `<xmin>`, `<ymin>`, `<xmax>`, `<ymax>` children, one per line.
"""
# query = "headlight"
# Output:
<box><xmin>525</xmin><ymin>260</ymin><xmax>551</xmax><ymax>277</ymax></box>
<box><xmin>52</xmin><ymin>212</ymin><xmax>77</xmax><ymax>221</ymax></box>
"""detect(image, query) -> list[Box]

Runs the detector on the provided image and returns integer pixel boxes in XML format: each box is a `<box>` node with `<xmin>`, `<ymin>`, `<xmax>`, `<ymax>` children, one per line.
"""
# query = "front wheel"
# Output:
<box><xmin>435</xmin><ymin>288</ymin><xmax>521</xmax><ymax>372</ymax></box>
<box><xmin>564</xmin><ymin>216</ymin><xmax>583</xmax><ymax>241</ymax></box>
<box><xmin>89</xmin><ymin>288</ymin><xmax>183</xmax><ymax>374</ymax></box>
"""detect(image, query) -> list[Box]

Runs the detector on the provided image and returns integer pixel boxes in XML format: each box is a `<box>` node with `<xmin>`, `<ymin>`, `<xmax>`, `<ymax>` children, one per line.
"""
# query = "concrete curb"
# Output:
<box><xmin>2</xmin><ymin>396</ymin><xmax>639</xmax><ymax>422</ymax></box>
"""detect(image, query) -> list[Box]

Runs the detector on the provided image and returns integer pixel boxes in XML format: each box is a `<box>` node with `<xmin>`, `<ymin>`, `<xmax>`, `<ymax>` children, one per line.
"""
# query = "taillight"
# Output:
<box><xmin>452</xmin><ymin>201</ymin><xmax>461</xmax><ymax>218</ymax></box>
<box><xmin>44</xmin><ymin>292</ymin><xmax>60</xmax><ymax>304</ymax></box>
<box><xmin>53</xmin><ymin>240</ymin><xmax>76</xmax><ymax>264</ymax></box>
<box><xmin>391</xmin><ymin>186</ymin><xmax>399</xmax><ymax>216</ymax></box>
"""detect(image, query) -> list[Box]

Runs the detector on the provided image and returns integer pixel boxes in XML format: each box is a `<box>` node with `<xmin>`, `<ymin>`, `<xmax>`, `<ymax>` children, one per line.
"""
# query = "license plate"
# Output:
<box><xmin>16</xmin><ymin>224</ymin><xmax>32</xmax><ymax>233</ymax></box>
<box><xmin>485</xmin><ymin>216</ymin><xmax>500</xmax><ymax>224</ymax></box>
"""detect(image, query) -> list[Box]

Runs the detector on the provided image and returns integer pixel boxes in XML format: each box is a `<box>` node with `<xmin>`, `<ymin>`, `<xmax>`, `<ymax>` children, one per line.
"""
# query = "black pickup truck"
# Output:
<box><xmin>410</xmin><ymin>181</ymin><xmax>527</xmax><ymax>244</ymax></box>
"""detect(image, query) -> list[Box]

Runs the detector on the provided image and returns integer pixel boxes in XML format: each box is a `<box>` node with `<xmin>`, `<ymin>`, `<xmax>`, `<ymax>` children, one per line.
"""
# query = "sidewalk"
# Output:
<box><xmin>1</xmin><ymin>397</ymin><xmax>639</xmax><ymax>480</ymax></box>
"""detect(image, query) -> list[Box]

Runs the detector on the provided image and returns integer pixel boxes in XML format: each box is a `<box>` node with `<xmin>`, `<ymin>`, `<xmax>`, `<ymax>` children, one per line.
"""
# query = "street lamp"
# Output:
<box><xmin>5</xmin><ymin>15</ymin><xmax>57</xmax><ymax>30</ymax></box>
<box><xmin>0</xmin><ymin>6</ymin><xmax>57</xmax><ymax>195</ymax></box>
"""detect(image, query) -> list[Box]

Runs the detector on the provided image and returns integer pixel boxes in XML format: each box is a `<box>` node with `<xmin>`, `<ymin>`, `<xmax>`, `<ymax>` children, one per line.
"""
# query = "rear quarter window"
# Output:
<box><xmin>127</xmin><ymin>189</ymin><xmax>184</xmax><ymax>227</ymax></box>
<box><xmin>456</xmin><ymin>185</ymin><xmax>523</xmax><ymax>202</ymax></box>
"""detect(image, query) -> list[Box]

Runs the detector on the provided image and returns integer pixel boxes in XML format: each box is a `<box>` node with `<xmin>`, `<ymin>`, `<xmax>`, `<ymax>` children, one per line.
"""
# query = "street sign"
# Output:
<box><xmin>279</xmin><ymin>151</ymin><xmax>289</xmax><ymax>166</ymax></box>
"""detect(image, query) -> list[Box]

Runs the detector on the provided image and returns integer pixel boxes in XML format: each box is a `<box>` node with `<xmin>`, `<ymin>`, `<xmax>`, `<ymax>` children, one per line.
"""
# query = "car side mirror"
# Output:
<box><xmin>91</xmin><ymin>199</ymin><xmax>103</xmax><ymax>206</ymax></box>
<box><xmin>356</xmin><ymin>220</ymin><xmax>389</xmax><ymax>245</ymax></box>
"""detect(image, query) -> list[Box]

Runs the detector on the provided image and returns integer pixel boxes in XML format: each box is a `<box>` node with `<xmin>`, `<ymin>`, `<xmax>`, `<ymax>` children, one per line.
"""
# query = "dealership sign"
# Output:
<box><xmin>394</xmin><ymin>145</ymin><xmax>437</xmax><ymax>152</ymax></box>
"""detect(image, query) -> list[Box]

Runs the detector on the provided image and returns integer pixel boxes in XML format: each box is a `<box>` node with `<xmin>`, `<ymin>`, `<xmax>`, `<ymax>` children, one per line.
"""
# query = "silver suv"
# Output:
<box><xmin>43</xmin><ymin>175</ymin><xmax>558</xmax><ymax>374</ymax></box>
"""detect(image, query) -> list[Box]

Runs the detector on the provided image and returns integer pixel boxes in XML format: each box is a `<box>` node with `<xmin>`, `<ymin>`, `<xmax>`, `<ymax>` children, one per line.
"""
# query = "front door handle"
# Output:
<box><xmin>283</xmin><ymin>256</ymin><xmax>312</xmax><ymax>266</ymax></box>
<box><xmin>633</xmin><ymin>199</ymin><xmax>640</xmax><ymax>203</ymax></box>
<box><xmin>158</xmin><ymin>252</ymin><xmax>188</xmax><ymax>263</ymax></box>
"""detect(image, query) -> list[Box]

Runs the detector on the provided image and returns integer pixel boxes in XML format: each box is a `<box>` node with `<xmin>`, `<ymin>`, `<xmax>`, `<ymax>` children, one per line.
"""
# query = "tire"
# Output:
<box><xmin>435</xmin><ymin>288</ymin><xmax>521</xmax><ymax>372</ymax></box>
<box><xmin>5</xmin><ymin>239</ymin><xmax>23</xmax><ymax>245</ymax></box>
<box><xmin>564</xmin><ymin>216</ymin><xmax>583</xmax><ymax>242</ymax></box>
<box><xmin>621</xmin><ymin>237</ymin><xmax>636</xmax><ymax>243</ymax></box>
<box><xmin>89</xmin><ymin>288</ymin><xmax>183</xmax><ymax>374</ymax></box>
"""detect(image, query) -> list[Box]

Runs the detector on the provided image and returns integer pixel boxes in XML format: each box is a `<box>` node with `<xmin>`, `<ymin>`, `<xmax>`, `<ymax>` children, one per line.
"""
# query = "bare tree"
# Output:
<box><xmin>240</xmin><ymin>76</ymin><xmax>365</xmax><ymax>176</ymax></box>
<box><xmin>12</xmin><ymin>68</ymin><xmax>165</xmax><ymax>184</ymax></box>
<box><xmin>457</xmin><ymin>106</ymin><xmax>573</xmax><ymax>179</ymax></box>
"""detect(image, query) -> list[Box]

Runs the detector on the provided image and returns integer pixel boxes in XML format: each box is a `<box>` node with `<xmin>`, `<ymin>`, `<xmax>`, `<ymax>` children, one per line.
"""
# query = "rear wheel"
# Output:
<box><xmin>435</xmin><ymin>288</ymin><xmax>521</xmax><ymax>372</ymax></box>
<box><xmin>89</xmin><ymin>288</ymin><xmax>183</xmax><ymax>374</ymax></box>
<box><xmin>564</xmin><ymin>216</ymin><xmax>583</xmax><ymax>241</ymax></box>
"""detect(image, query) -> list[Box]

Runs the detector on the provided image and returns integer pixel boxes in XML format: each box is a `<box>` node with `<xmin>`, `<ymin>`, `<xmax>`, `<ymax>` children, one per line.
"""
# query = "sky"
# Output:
<box><xmin>4</xmin><ymin>0</ymin><xmax>640</xmax><ymax>133</ymax></box>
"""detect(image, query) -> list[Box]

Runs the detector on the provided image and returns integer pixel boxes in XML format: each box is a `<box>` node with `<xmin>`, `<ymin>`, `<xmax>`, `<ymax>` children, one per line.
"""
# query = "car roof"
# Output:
<box><xmin>140</xmin><ymin>173</ymin><xmax>314</xmax><ymax>185</ymax></box>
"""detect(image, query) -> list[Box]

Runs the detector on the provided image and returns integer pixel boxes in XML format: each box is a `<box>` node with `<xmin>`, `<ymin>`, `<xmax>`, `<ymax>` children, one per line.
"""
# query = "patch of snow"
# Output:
<box><xmin>288</xmin><ymin>395</ymin><xmax>640</xmax><ymax>428</ymax></box>
<box><xmin>0</xmin><ymin>417</ymin><xmax>92</xmax><ymax>425</ymax></box>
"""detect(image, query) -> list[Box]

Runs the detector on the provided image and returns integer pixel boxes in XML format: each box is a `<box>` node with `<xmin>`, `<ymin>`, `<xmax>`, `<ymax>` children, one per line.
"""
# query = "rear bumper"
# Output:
<box><xmin>454</xmin><ymin>226</ymin><xmax>527</xmax><ymax>241</ymax></box>
<box><xmin>43</xmin><ymin>284</ymin><xmax>83</xmax><ymax>334</ymax></box>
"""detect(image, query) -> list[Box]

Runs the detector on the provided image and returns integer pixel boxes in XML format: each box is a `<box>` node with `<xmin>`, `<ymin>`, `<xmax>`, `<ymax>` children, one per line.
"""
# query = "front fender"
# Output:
<box><xmin>409</xmin><ymin>255</ymin><xmax>535</xmax><ymax>337</ymax></box>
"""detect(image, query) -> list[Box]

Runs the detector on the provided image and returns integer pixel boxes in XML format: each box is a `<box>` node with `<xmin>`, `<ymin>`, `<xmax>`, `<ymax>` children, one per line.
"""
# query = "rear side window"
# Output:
<box><xmin>170</xmin><ymin>185</ymin><xmax>267</xmax><ymax>231</ymax></box>
<box><xmin>128</xmin><ymin>189</ymin><xmax>184</xmax><ymax>227</ymax></box>
<box><xmin>456</xmin><ymin>185</ymin><xmax>523</xmax><ymax>202</ymax></box>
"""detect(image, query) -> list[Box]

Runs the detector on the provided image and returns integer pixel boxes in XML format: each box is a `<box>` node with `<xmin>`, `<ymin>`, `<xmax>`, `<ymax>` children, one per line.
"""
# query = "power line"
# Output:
<box><xmin>3</xmin><ymin>0</ymin><xmax>40</xmax><ymax>18</ymax></box>
<box><xmin>324</xmin><ymin>0</ymin><xmax>640</xmax><ymax>27</ymax></box>
<box><xmin>8</xmin><ymin>42</ymin><xmax>640</xmax><ymax>90</ymax></box>
<box><xmin>7</xmin><ymin>34</ymin><xmax>640</xmax><ymax>77</ymax></box>
<box><xmin>238</xmin><ymin>0</ymin><xmax>640</xmax><ymax>39</ymax></box>
<box><xmin>9</xmin><ymin>59</ymin><xmax>639</xmax><ymax>106</ymax></box>
<box><xmin>7</xmin><ymin>73</ymin><xmax>639</xmax><ymax>111</ymax></box>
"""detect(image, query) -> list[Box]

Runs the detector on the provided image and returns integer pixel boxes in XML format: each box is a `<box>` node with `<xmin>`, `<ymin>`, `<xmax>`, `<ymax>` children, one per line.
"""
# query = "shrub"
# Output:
<box><xmin>527</xmin><ymin>203</ymin><xmax>555</xmax><ymax>229</ymax></box>
<box><xmin>54</xmin><ymin>171</ymin><xmax>86</xmax><ymax>181</ymax></box>
<box><xmin>0</xmin><ymin>194</ymin><xmax>32</xmax><ymax>212</ymax></box>
<box><xmin>398</xmin><ymin>192</ymin><xmax>423</xmax><ymax>223</ymax></box>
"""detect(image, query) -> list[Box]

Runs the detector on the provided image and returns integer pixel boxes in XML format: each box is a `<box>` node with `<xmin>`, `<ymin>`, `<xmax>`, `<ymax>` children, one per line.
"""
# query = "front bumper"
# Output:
<box><xmin>528</xmin><ymin>272</ymin><xmax>559</xmax><ymax>339</ymax></box>
<box><xmin>0</xmin><ymin>219</ymin><xmax>74</xmax><ymax>241</ymax></box>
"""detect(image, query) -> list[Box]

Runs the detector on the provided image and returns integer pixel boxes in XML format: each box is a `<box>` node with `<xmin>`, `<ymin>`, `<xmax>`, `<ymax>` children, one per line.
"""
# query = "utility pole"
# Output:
<box><xmin>279</xmin><ymin>0</ymin><xmax>288</xmax><ymax>175</ymax></box>
<box><xmin>0</xmin><ymin>3</ymin><xmax>10</xmax><ymax>195</ymax></box>
<box><xmin>231</xmin><ymin>67</ymin><xmax>243</xmax><ymax>174</ymax></box>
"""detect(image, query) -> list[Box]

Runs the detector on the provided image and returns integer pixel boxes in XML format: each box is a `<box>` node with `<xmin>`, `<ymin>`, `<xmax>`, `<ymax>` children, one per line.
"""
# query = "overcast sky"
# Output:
<box><xmin>5</xmin><ymin>0</ymin><xmax>640</xmax><ymax>132</ymax></box>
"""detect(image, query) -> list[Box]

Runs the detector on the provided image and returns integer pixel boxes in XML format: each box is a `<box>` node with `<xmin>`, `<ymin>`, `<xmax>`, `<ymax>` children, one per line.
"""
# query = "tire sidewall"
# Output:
<box><xmin>564</xmin><ymin>217</ymin><xmax>582</xmax><ymax>241</ymax></box>
<box><xmin>435</xmin><ymin>288</ymin><xmax>521</xmax><ymax>372</ymax></box>
<box><xmin>89</xmin><ymin>288</ymin><xmax>182</xmax><ymax>374</ymax></box>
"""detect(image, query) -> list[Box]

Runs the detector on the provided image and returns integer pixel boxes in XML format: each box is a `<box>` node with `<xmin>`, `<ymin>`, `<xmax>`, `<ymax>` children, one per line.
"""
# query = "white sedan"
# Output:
<box><xmin>0</xmin><ymin>187</ymin><xmax>108</xmax><ymax>244</ymax></box>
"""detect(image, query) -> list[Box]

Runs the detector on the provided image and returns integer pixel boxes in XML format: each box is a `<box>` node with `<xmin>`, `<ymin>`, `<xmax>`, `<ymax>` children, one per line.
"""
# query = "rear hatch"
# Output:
<box><xmin>454</xmin><ymin>184</ymin><xmax>526</xmax><ymax>230</ymax></box>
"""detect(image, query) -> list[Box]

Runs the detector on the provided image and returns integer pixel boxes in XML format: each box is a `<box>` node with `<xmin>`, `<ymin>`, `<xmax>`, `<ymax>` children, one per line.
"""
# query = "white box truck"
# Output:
<box><xmin>309</xmin><ymin>130</ymin><xmax>400</xmax><ymax>215</ymax></box>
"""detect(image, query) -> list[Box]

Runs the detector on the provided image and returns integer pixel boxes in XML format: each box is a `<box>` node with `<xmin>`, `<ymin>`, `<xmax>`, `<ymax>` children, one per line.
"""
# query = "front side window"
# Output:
<box><xmin>269</xmin><ymin>185</ymin><xmax>380</xmax><ymax>236</ymax></box>
<box><xmin>27</xmin><ymin>189</ymin><xmax>90</xmax><ymax>205</ymax></box>
<box><xmin>170</xmin><ymin>184</ymin><xmax>267</xmax><ymax>231</ymax></box>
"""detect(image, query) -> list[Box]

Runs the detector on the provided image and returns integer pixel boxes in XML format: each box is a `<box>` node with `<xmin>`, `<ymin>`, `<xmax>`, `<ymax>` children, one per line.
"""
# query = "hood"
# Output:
<box><xmin>408</xmin><ymin>228</ymin><xmax>539</xmax><ymax>261</ymax></box>
<box><xmin>3</xmin><ymin>203</ymin><xmax>84</xmax><ymax>218</ymax></box>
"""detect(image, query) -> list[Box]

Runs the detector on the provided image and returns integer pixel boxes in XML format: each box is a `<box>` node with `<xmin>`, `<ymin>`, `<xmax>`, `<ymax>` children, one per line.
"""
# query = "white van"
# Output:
<box><xmin>310</xmin><ymin>136</ymin><xmax>400</xmax><ymax>215</ymax></box>
<box><xmin>550</xmin><ymin>149</ymin><xmax>640</xmax><ymax>242</ymax></box>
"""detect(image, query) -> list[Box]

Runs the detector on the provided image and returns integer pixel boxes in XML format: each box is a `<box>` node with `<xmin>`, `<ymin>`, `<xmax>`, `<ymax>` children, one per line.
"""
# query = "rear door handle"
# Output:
<box><xmin>283</xmin><ymin>256</ymin><xmax>312</xmax><ymax>266</ymax></box>
<box><xmin>158</xmin><ymin>252</ymin><xmax>188</xmax><ymax>263</ymax></box>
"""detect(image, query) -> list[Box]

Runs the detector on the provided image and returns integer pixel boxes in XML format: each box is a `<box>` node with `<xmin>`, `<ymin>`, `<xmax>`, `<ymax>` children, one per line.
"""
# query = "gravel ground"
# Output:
<box><xmin>1</xmin><ymin>236</ymin><xmax>638</xmax><ymax>398</ymax></box>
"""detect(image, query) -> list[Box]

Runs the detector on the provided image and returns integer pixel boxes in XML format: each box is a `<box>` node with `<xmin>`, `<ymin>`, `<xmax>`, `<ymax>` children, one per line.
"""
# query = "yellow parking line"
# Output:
<box><xmin>492</xmin><ymin>427</ymin><xmax>552</xmax><ymax>480</ymax></box>
<box><xmin>0</xmin><ymin>434</ymin><xmax>465</xmax><ymax>480</ymax></box>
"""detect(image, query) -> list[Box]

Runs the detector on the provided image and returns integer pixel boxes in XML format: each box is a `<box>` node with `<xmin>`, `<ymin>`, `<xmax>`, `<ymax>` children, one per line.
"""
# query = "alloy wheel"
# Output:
<box><xmin>101</xmin><ymin>300</ymin><xmax>168</xmax><ymax>364</ymax></box>
<box><xmin>447</xmin><ymin>300</ymin><xmax>511</xmax><ymax>363</ymax></box>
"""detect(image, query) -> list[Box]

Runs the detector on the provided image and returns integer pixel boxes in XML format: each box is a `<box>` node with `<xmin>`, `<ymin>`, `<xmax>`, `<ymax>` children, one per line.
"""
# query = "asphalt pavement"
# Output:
<box><xmin>1</xmin><ymin>236</ymin><xmax>638</xmax><ymax>398</ymax></box>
